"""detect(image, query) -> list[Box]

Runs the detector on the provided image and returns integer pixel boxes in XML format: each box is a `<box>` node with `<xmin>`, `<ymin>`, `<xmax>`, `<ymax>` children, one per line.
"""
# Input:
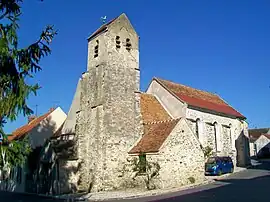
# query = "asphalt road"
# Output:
<box><xmin>0</xmin><ymin>159</ymin><xmax>269</xmax><ymax>202</ymax></box>
<box><xmin>0</xmin><ymin>191</ymin><xmax>65</xmax><ymax>202</ymax></box>
<box><xmin>114</xmin><ymin>159</ymin><xmax>270</xmax><ymax>202</ymax></box>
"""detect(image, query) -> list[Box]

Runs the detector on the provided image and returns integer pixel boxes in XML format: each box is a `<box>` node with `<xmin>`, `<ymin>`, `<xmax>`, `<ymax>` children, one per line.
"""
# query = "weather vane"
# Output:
<box><xmin>101</xmin><ymin>16</ymin><xmax>107</xmax><ymax>24</ymax></box>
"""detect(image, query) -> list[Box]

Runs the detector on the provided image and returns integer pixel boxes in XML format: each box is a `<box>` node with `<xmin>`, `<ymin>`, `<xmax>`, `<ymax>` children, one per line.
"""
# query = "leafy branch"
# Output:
<box><xmin>0</xmin><ymin>0</ymin><xmax>56</xmax><ymax>172</ymax></box>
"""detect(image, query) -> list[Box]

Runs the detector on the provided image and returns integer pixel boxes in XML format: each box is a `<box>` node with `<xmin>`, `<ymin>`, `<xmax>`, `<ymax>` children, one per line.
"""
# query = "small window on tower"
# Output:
<box><xmin>116</xmin><ymin>36</ymin><xmax>121</xmax><ymax>49</ymax></box>
<box><xmin>126</xmin><ymin>38</ymin><xmax>131</xmax><ymax>51</ymax></box>
<box><xmin>94</xmin><ymin>40</ymin><xmax>99</xmax><ymax>58</ymax></box>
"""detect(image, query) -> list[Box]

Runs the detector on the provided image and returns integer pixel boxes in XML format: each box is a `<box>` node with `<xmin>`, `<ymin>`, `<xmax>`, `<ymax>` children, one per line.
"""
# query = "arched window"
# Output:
<box><xmin>116</xmin><ymin>36</ymin><xmax>121</xmax><ymax>49</ymax></box>
<box><xmin>126</xmin><ymin>38</ymin><xmax>132</xmax><ymax>51</ymax></box>
<box><xmin>196</xmin><ymin>118</ymin><xmax>200</xmax><ymax>139</ymax></box>
<box><xmin>94</xmin><ymin>40</ymin><xmax>99</xmax><ymax>58</ymax></box>
<box><xmin>229</xmin><ymin>123</ymin><xmax>235</xmax><ymax>151</ymax></box>
<box><xmin>214</xmin><ymin>122</ymin><xmax>219</xmax><ymax>152</ymax></box>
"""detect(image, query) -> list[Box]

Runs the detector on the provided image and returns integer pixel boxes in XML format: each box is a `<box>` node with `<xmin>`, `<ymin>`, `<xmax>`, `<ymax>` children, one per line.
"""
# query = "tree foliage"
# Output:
<box><xmin>0</xmin><ymin>137</ymin><xmax>31</xmax><ymax>168</ymax></box>
<box><xmin>0</xmin><ymin>0</ymin><xmax>56</xmax><ymax>171</ymax></box>
<box><xmin>0</xmin><ymin>0</ymin><xmax>57</xmax><ymax>130</ymax></box>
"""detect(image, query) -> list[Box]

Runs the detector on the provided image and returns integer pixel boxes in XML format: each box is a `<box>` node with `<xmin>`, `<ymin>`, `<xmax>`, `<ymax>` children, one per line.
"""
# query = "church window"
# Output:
<box><xmin>126</xmin><ymin>38</ymin><xmax>132</xmax><ymax>51</ymax></box>
<box><xmin>214</xmin><ymin>122</ymin><xmax>218</xmax><ymax>152</ymax></box>
<box><xmin>229</xmin><ymin>124</ymin><xmax>235</xmax><ymax>150</ymax></box>
<box><xmin>214</xmin><ymin>122</ymin><xmax>222</xmax><ymax>152</ymax></box>
<box><xmin>195</xmin><ymin>118</ymin><xmax>200</xmax><ymax>139</ymax></box>
<box><xmin>94</xmin><ymin>40</ymin><xmax>99</xmax><ymax>58</ymax></box>
<box><xmin>116</xmin><ymin>36</ymin><xmax>121</xmax><ymax>49</ymax></box>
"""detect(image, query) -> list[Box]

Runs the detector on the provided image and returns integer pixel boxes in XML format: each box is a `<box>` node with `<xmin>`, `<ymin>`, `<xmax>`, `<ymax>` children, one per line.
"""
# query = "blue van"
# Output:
<box><xmin>205</xmin><ymin>156</ymin><xmax>234</xmax><ymax>176</ymax></box>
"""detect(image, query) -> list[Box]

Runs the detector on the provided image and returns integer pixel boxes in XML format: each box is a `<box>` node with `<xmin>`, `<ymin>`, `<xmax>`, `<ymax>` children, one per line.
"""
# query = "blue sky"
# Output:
<box><xmin>4</xmin><ymin>0</ymin><xmax>270</xmax><ymax>133</ymax></box>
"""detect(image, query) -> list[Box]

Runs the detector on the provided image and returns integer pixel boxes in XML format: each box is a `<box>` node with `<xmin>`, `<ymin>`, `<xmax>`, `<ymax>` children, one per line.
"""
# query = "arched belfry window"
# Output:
<box><xmin>94</xmin><ymin>40</ymin><xmax>99</xmax><ymax>58</ymax></box>
<box><xmin>126</xmin><ymin>38</ymin><xmax>132</xmax><ymax>51</ymax></box>
<box><xmin>116</xmin><ymin>36</ymin><xmax>121</xmax><ymax>49</ymax></box>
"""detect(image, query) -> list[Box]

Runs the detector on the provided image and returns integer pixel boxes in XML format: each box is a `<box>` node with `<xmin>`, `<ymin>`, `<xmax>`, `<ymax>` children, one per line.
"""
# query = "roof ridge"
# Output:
<box><xmin>154</xmin><ymin>77</ymin><xmax>220</xmax><ymax>98</ymax></box>
<box><xmin>144</xmin><ymin>118</ymin><xmax>179</xmax><ymax>125</ymax></box>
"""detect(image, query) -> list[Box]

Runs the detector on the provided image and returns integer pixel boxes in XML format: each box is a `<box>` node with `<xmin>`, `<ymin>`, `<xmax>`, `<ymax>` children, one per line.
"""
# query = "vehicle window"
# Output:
<box><xmin>207</xmin><ymin>157</ymin><xmax>216</xmax><ymax>164</ymax></box>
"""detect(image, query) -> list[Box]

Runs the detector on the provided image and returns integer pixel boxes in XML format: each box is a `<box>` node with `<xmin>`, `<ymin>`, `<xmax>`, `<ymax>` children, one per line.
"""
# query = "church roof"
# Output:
<box><xmin>8</xmin><ymin>109</ymin><xmax>55</xmax><ymax>141</ymax></box>
<box><xmin>154</xmin><ymin>78</ymin><xmax>246</xmax><ymax>119</ymax></box>
<box><xmin>249</xmin><ymin>128</ymin><xmax>270</xmax><ymax>143</ymax></box>
<box><xmin>129</xmin><ymin>119</ymin><xmax>179</xmax><ymax>154</ymax></box>
<box><xmin>129</xmin><ymin>93</ymin><xmax>177</xmax><ymax>154</ymax></box>
<box><xmin>140</xmin><ymin>93</ymin><xmax>171</xmax><ymax>123</ymax></box>
<box><xmin>87</xmin><ymin>17</ymin><xmax>116</xmax><ymax>41</ymax></box>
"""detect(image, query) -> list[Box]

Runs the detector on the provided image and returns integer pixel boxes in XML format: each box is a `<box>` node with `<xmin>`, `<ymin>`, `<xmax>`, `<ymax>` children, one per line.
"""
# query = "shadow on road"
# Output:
<box><xmin>151</xmin><ymin>160</ymin><xmax>270</xmax><ymax>202</ymax></box>
<box><xmin>248</xmin><ymin>157</ymin><xmax>270</xmax><ymax>171</ymax></box>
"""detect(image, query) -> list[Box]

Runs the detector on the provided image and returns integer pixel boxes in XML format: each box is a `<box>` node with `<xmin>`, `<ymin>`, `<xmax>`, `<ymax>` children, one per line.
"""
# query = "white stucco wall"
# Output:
<box><xmin>146</xmin><ymin>80</ymin><xmax>187</xmax><ymax>118</ymax></box>
<box><xmin>254</xmin><ymin>135</ymin><xmax>270</xmax><ymax>157</ymax></box>
<box><xmin>61</xmin><ymin>79</ymin><xmax>81</xmax><ymax>135</ymax></box>
<box><xmin>28</xmin><ymin>107</ymin><xmax>67</xmax><ymax>149</ymax></box>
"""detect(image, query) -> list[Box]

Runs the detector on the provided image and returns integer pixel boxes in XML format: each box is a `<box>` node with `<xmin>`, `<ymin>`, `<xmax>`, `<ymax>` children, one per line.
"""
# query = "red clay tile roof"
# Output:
<box><xmin>249</xmin><ymin>128</ymin><xmax>270</xmax><ymax>142</ymax></box>
<box><xmin>129</xmin><ymin>93</ymin><xmax>177</xmax><ymax>154</ymax></box>
<box><xmin>87</xmin><ymin>18</ymin><xmax>116</xmax><ymax>41</ymax></box>
<box><xmin>8</xmin><ymin>110</ymin><xmax>54</xmax><ymax>141</ymax></box>
<box><xmin>154</xmin><ymin>78</ymin><xmax>245</xmax><ymax>119</ymax></box>
<box><xmin>140</xmin><ymin>93</ymin><xmax>171</xmax><ymax>123</ymax></box>
<box><xmin>129</xmin><ymin>119</ymin><xmax>179</xmax><ymax>154</ymax></box>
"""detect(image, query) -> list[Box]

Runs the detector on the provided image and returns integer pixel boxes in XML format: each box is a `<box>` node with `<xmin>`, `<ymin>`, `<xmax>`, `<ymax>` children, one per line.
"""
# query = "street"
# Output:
<box><xmin>0</xmin><ymin>192</ymin><xmax>64</xmax><ymax>202</ymax></box>
<box><xmin>114</xmin><ymin>159</ymin><xmax>270</xmax><ymax>202</ymax></box>
<box><xmin>0</xmin><ymin>159</ymin><xmax>269</xmax><ymax>202</ymax></box>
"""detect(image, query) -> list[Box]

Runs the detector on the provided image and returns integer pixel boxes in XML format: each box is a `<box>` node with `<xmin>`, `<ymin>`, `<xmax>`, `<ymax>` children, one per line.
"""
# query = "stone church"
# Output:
<box><xmin>43</xmin><ymin>13</ymin><xmax>250</xmax><ymax>194</ymax></box>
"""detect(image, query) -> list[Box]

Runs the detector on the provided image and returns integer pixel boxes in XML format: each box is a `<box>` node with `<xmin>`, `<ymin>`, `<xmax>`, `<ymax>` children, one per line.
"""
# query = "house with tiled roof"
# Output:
<box><xmin>35</xmin><ymin>13</ymin><xmax>251</xmax><ymax>195</ymax></box>
<box><xmin>249</xmin><ymin>128</ymin><xmax>270</xmax><ymax>157</ymax></box>
<box><xmin>1</xmin><ymin>107</ymin><xmax>67</xmax><ymax>193</ymax></box>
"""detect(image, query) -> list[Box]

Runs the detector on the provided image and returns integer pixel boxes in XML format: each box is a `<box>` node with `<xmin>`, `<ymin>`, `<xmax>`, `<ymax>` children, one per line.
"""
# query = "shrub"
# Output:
<box><xmin>188</xmin><ymin>177</ymin><xmax>196</xmax><ymax>184</ymax></box>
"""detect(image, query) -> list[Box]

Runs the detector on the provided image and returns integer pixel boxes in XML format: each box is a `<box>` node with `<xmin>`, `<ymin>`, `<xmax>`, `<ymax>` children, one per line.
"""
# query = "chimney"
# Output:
<box><xmin>28</xmin><ymin>115</ymin><xmax>36</xmax><ymax>123</ymax></box>
<box><xmin>49</xmin><ymin>108</ymin><xmax>55</xmax><ymax>112</ymax></box>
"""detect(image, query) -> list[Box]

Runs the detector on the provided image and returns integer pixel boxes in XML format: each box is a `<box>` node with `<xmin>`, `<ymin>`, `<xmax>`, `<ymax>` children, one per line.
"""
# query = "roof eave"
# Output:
<box><xmin>188</xmin><ymin>105</ymin><xmax>246</xmax><ymax>120</ymax></box>
<box><xmin>87</xmin><ymin>27</ymin><xmax>108</xmax><ymax>41</ymax></box>
<box><xmin>128</xmin><ymin>151</ymin><xmax>160</xmax><ymax>155</ymax></box>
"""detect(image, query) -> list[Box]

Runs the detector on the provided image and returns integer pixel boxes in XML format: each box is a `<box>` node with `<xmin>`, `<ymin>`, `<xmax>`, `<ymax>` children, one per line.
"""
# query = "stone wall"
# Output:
<box><xmin>221</xmin><ymin>125</ymin><xmax>231</xmax><ymax>156</ymax></box>
<box><xmin>145</xmin><ymin>119</ymin><xmax>205</xmax><ymax>189</ymax></box>
<box><xmin>186</xmin><ymin>119</ymin><xmax>196</xmax><ymax>136</ymax></box>
<box><xmin>205</xmin><ymin>122</ymin><xmax>216</xmax><ymax>152</ymax></box>
<box><xmin>69</xmin><ymin>14</ymin><xmax>143</xmax><ymax>193</ymax></box>
<box><xmin>186</xmin><ymin>108</ymin><xmax>249</xmax><ymax>167</ymax></box>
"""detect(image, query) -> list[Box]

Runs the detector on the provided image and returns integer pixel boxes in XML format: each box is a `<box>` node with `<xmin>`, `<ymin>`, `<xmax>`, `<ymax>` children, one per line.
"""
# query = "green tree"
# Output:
<box><xmin>0</xmin><ymin>0</ymin><xmax>56</xmax><ymax>170</ymax></box>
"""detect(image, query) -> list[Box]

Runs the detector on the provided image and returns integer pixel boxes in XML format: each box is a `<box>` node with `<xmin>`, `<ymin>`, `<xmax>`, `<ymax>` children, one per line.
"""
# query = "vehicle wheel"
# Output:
<box><xmin>217</xmin><ymin>169</ymin><xmax>222</xmax><ymax>176</ymax></box>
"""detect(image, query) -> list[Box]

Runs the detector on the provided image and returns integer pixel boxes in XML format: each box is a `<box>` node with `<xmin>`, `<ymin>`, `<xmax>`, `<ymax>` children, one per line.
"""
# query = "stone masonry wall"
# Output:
<box><xmin>144</xmin><ymin>119</ymin><xmax>205</xmax><ymax>189</ymax></box>
<box><xmin>186</xmin><ymin>108</ymin><xmax>249</xmax><ymax>167</ymax></box>
<box><xmin>186</xmin><ymin>119</ymin><xmax>196</xmax><ymax>136</ymax></box>
<box><xmin>205</xmin><ymin>122</ymin><xmax>216</xmax><ymax>152</ymax></box>
<box><xmin>222</xmin><ymin>126</ymin><xmax>231</xmax><ymax>156</ymax></box>
<box><xmin>73</xmin><ymin>14</ymin><xmax>143</xmax><ymax>193</ymax></box>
